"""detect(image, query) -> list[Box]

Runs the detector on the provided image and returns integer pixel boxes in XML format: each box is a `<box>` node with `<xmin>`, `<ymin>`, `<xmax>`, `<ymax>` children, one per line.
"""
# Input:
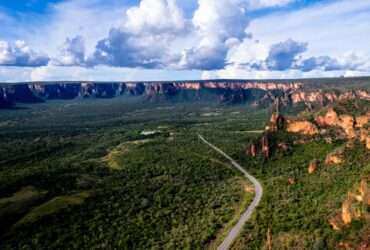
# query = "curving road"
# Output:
<box><xmin>198</xmin><ymin>134</ymin><xmax>263</xmax><ymax>250</ymax></box>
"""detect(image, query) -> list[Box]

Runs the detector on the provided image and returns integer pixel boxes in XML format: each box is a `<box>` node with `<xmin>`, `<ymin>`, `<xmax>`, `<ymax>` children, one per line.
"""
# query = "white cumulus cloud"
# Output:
<box><xmin>54</xmin><ymin>36</ymin><xmax>86</xmax><ymax>66</ymax></box>
<box><xmin>248</xmin><ymin>0</ymin><xmax>295</xmax><ymax>10</ymax></box>
<box><xmin>0</xmin><ymin>40</ymin><xmax>49</xmax><ymax>67</ymax></box>
<box><xmin>125</xmin><ymin>0</ymin><xmax>186</xmax><ymax>34</ymax></box>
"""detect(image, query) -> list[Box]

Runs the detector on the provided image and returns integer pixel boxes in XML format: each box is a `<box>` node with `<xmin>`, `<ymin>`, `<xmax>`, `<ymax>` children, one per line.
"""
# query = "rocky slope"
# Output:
<box><xmin>293</xmin><ymin>104</ymin><xmax>369</xmax><ymax>147</ymax></box>
<box><xmin>1</xmin><ymin>80</ymin><xmax>370</xmax><ymax>109</ymax></box>
<box><xmin>247</xmin><ymin>99</ymin><xmax>370</xmax><ymax>158</ymax></box>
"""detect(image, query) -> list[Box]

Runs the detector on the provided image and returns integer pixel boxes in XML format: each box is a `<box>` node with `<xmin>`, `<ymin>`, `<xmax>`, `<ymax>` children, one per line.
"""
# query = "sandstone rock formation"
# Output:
<box><xmin>328</xmin><ymin>217</ymin><xmax>341</xmax><ymax>231</ymax></box>
<box><xmin>359</xmin><ymin>129</ymin><xmax>370</xmax><ymax>150</ymax></box>
<box><xmin>266</xmin><ymin>227</ymin><xmax>272</xmax><ymax>250</ymax></box>
<box><xmin>288</xmin><ymin>178</ymin><xmax>296</xmax><ymax>185</ymax></box>
<box><xmin>357</xmin><ymin>241</ymin><xmax>370</xmax><ymax>250</ymax></box>
<box><xmin>324</xmin><ymin>137</ymin><xmax>333</xmax><ymax>144</ymax></box>
<box><xmin>291</xmin><ymin>90</ymin><xmax>370</xmax><ymax>105</ymax></box>
<box><xmin>268</xmin><ymin>113</ymin><xmax>285</xmax><ymax>132</ymax></box>
<box><xmin>247</xmin><ymin>133</ymin><xmax>272</xmax><ymax>159</ymax></box>
<box><xmin>359</xmin><ymin>129</ymin><xmax>369</xmax><ymax>143</ymax></box>
<box><xmin>325</xmin><ymin>149</ymin><xmax>344</xmax><ymax>165</ymax></box>
<box><xmin>315</xmin><ymin>108</ymin><xmax>370</xmax><ymax>143</ymax></box>
<box><xmin>308</xmin><ymin>160</ymin><xmax>318</xmax><ymax>174</ymax></box>
<box><xmin>359</xmin><ymin>178</ymin><xmax>369</xmax><ymax>204</ymax></box>
<box><xmin>315</xmin><ymin>108</ymin><xmax>339</xmax><ymax>127</ymax></box>
<box><xmin>261</xmin><ymin>135</ymin><xmax>270</xmax><ymax>159</ymax></box>
<box><xmin>286</xmin><ymin>119</ymin><xmax>319</xmax><ymax>136</ymax></box>
<box><xmin>356</xmin><ymin>113</ymin><xmax>370</xmax><ymax>128</ymax></box>
<box><xmin>337</xmin><ymin>115</ymin><xmax>356</xmax><ymax>139</ymax></box>
<box><xmin>247</xmin><ymin>143</ymin><xmax>257</xmax><ymax>158</ymax></box>
<box><xmin>202</xmin><ymin>81</ymin><xmax>301</xmax><ymax>91</ymax></box>
<box><xmin>342</xmin><ymin>194</ymin><xmax>354</xmax><ymax>225</ymax></box>
<box><xmin>330</xmin><ymin>178</ymin><xmax>369</xmax><ymax>230</ymax></box>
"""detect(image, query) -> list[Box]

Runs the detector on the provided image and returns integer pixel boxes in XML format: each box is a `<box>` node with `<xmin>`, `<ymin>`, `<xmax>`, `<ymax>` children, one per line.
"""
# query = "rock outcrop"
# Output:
<box><xmin>329</xmin><ymin>217</ymin><xmax>341</xmax><ymax>231</ymax></box>
<box><xmin>337</xmin><ymin>115</ymin><xmax>356</xmax><ymax>139</ymax></box>
<box><xmin>308</xmin><ymin>160</ymin><xmax>318</xmax><ymax>174</ymax></box>
<box><xmin>360</xmin><ymin>129</ymin><xmax>368</xmax><ymax>142</ymax></box>
<box><xmin>358</xmin><ymin>178</ymin><xmax>369</xmax><ymax>204</ymax></box>
<box><xmin>356</xmin><ymin>113</ymin><xmax>370</xmax><ymax>128</ymax></box>
<box><xmin>329</xmin><ymin>177</ymin><xmax>369</xmax><ymax>231</ymax></box>
<box><xmin>325</xmin><ymin>148</ymin><xmax>344</xmax><ymax>165</ymax></box>
<box><xmin>342</xmin><ymin>194</ymin><xmax>354</xmax><ymax>225</ymax></box>
<box><xmin>315</xmin><ymin>107</ymin><xmax>370</xmax><ymax>147</ymax></box>
<box><xmin>251</xmin><ymin>100</ymin><xmax>370</xmax><ymax>163</ymax></box>
<box><xmin>286</xmin><ymin>119</ymin><xmax>319</xmax><ymax>136</ymax></box>
<box><xmin>267</xmin><ymin>112</ymin><xmax>285</xmax><ymax>132</ymax></box>
<box><xmin>288</xmin><ymin>178</ymin><xmax>296</xmax><ymax>185</ymax></box>
<box><xmin>316</xmin><ymin>109</ymin><xmax>357</xmax><ymax>138</ymax></box>
<box><xmin>261</xmin><ymin>135</ymin><xmax>270</xmax><ymax>159</ymax></box>
<box><xmin>247</xmin><ymin>143</ymin><xmax>257</xmax><ymax>158</ymax></box>
<box><xmin>247</xmin><ymin>133</ymin><xmax>271</xmax><ymax>159</ymax></box>
<box><xmin>315</xmin><ymin>108</ymin><xmax>339</xmax><ymax>127</ymax></box>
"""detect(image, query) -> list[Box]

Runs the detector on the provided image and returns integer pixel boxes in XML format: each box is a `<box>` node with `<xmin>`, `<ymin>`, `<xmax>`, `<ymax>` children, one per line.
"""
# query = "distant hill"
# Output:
<box><xmin>1</xmin><ymin>77</ymin><xmax>370</xmax><ymax>109</ymax></box>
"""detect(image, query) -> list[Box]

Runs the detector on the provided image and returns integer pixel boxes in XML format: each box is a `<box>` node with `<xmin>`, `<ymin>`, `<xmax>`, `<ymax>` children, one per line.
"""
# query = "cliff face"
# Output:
<box><xmin>201</xmin><ymin>81</ymin><xmax>302</xmax><ymax>91</ymax></box>
<box><xmin>284</xmin><ymin>103</ymin><xmax>370</xmax><ymax>153</ymax></box>
<box><xmin>1</xmin><ymin>80</ymin><xmax>370</xmax><ymax>109</ymax></box>
<box><xmin>5</xmin><ymin>84</ymin><xmax>44</xmax><ymax>104</ymax></box>
<box><xmin>0</xmin><ymin>87</ymin><xmax>14</xmax><ymax>108</ymax></box>
<box><xmin>0</xmin><ymin>81</ymin><xmax>302</xmax><ymax>108</ymax></box>
<box><xmin>291</xmin><ymin>90</ymin><xmax>370</xmax><ymax>105</ymax></box>
<box><xmin>1</xmin><ymin>82</ymin><xmax>133</xmax><ymax>107</ymax></box>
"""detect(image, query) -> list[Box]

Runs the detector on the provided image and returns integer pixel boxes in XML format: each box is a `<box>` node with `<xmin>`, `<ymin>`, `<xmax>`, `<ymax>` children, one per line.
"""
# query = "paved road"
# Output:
<box><xmin>198</xmin><ymin>134</ymin><xmax>263</xmax><ymax>250</ymax></box>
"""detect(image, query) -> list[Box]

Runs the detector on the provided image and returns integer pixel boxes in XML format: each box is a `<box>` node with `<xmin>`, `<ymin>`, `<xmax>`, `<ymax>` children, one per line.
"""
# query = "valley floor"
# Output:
<box><xmin>0</xmin><ymin>98</ymin><xmax>368</xmax><ymax>249</ymax></box>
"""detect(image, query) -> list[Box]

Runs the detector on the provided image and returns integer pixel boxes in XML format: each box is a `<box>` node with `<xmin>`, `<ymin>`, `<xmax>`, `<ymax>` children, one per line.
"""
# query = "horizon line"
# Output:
<box><xmin>1</xmin><ymin>76</ymin><xmax>370</xmax><ymax>85</ymax></box>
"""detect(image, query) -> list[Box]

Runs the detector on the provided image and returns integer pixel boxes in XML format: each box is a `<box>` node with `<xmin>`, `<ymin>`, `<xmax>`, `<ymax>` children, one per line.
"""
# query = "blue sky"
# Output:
<box><xmin>0</xmin><ymin>0</ymin><xmax>62</xmax><ymax>13</ymax></box>
<box><xmin>0</xmin><ymin>0</ymin><xmax>369</xmax><ymax>82</ymax></box>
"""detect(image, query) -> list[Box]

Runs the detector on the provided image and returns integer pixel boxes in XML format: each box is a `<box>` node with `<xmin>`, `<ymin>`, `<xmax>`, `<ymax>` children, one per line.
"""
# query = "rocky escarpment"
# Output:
<box><xmin>1</xmin><ymin>80</ymin><xmax>370</xmax><ymax>109</ymax></box>
<box><xmin>314</xmin><ymin>108</ymin><xmax>370</xmax><ymax>148</ymax></box>
<box><xmin>290</xmin><ymin>110</ymin><xmax>370</xmax><ymax>152</ymax></box>
<box><xmin>290</xmin><ymin>89</ymin><xmax>370</xmax><ymax>105</ymax></box>
<box><xmin>0</xmin><ymin>81</ymin><xmax>302</xmax><ymax>108</ymax></box>
<box><xmin>247</xmin><ymin>100</ymin><xmax>370</xmax><ymax>159</ymax></box>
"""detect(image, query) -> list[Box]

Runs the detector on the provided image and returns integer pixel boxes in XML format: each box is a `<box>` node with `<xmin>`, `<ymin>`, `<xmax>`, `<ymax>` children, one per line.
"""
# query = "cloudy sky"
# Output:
<box><xmin>0</xmin><ymin>0</ymin><xmax>369</xmax><ymax>82</ymax></box>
